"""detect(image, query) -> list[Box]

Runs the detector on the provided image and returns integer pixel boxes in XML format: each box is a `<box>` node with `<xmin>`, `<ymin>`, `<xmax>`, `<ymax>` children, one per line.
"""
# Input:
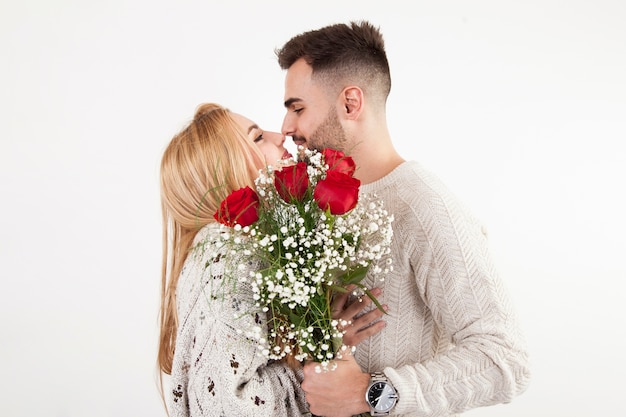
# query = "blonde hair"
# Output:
<box><xmin>157</xmin><ymin>103</ymin><xmax>264</xmax><ymax>380</ymax></box>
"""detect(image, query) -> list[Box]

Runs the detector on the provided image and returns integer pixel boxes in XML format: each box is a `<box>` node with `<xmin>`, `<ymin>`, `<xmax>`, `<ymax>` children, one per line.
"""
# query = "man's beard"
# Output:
<box><xmin>300</xmin><ymin>108</ymin><xmax>348</xmax><ymax>152</ymax></box>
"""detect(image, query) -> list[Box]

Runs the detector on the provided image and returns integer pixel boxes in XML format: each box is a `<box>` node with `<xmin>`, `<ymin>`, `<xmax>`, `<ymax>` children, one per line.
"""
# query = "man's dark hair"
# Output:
<box><xmin>276</xmin><ymin>20</ymin><xmax>391</xmax><ymax>101</ymax></box>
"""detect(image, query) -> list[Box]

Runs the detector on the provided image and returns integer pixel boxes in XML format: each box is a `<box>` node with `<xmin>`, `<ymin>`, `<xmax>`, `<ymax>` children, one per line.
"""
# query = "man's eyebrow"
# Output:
<box><xmin>284</xmin><ymin>98</ymin><xmax>302</xmax><ymax>109</ymax></box>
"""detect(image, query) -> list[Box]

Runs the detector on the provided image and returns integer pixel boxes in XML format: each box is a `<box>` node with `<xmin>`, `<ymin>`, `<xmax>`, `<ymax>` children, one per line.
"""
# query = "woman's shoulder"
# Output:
<box><xmin>181</xmin><ymin>223</ymin><xmax>257</xmax><ymax>300</ymax></box>
<box><xmin>187</xmin><ymin>223</ymin><xmax>229</xmax><ymax>264</ymax></box>
<box><xmin>192</xmin><ymin>222</ymin><xmax>222</xmax><ymax>245</ymax></box>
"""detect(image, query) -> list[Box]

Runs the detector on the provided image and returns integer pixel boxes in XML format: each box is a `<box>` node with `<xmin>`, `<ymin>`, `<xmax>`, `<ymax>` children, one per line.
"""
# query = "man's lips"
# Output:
<box><xmin>292</xmin><ymin>137</ymin><xmax>307</xmax><ymax>147</ymax></box>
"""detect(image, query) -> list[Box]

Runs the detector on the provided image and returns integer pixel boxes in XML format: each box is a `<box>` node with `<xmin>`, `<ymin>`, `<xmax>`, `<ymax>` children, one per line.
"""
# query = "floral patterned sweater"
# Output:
<box><xmin>168</xmin><ymin>224</ymin><xmax>310</xmax><ymax>417</ymax></box>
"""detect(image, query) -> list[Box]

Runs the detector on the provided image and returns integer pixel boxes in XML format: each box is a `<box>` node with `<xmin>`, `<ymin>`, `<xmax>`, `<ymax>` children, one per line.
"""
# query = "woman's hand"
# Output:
<box><xmin>331</xmin><ymin>286</ymin><xmax>388</xmax><ymax>347</ymax></box>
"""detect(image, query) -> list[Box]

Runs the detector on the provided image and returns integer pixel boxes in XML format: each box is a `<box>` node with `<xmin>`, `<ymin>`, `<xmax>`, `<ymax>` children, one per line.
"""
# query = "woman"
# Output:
<box><xmin>157</xmin><ymin>103</ymin><xmax>385</xmax><ymax>416</ymax></box>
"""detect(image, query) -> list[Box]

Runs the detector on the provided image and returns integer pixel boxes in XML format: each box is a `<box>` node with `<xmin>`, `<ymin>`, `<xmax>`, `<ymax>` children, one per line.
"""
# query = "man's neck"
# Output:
<box><xmin>353</xmin><ymin>148</ymin><xmax>404</xmax><ymax>184</ymax></box>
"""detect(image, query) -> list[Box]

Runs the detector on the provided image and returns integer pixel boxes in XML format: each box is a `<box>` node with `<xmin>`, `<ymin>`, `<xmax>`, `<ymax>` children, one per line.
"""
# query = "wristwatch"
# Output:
<box><xmin>365</xmin><ymin>372</ymin><xmax>398</xmax><ymax>416</ymax></box>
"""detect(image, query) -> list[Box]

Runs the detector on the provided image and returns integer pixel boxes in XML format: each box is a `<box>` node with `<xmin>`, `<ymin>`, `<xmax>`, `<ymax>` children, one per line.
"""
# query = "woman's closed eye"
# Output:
<box><xmin>251</xmin><ymin>129</ymin><xmax>264</xmax><ymax>143</ymax></box>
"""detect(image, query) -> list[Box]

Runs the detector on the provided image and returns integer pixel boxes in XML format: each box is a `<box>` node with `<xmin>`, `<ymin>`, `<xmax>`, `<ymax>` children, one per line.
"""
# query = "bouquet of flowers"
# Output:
<box><xmin>213</xmin><ymin>147</ymin><xmax>393</xmax><ymax>370</ymax></box>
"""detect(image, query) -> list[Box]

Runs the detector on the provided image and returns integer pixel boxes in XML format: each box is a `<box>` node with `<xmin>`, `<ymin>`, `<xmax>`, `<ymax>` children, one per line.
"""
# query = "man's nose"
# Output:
<box><xmin>281</xmin><ymin>113</ymin><xmax>295</xmax><ymax>137</ymax></box>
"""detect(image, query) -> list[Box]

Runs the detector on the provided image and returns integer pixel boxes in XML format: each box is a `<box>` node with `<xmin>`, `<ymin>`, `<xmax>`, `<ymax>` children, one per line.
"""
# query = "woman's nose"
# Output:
<box><xmin>265</xmin><ymin>130</ymin><xmax>285</xmax><ymax>145</ymax></box>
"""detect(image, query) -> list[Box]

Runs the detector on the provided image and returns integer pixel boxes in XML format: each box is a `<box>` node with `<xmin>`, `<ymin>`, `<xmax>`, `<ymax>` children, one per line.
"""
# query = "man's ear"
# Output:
<box><xmin>340</xmin><ymin>86</ymin><xmax>364</xmax><ymax>120</ymax></box>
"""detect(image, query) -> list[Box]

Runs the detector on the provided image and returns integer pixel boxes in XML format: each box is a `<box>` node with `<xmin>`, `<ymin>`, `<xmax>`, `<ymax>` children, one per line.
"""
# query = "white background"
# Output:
<box><xmin>1</xmin><ymin>1</ymin><xmax>625</xmax><ymax>416</ymax></box>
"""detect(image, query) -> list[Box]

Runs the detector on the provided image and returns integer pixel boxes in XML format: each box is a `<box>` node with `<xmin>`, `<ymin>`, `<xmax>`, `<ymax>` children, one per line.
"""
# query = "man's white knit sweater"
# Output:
<box><xmin>355</xmin><ymin>161</ymin><xmax>531</xmax><ymax>416</ymax></box>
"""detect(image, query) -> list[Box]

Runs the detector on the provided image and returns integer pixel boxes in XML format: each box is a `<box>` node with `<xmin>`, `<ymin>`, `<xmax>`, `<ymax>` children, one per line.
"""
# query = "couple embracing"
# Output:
<box><xmin>157</xmin><ymin>21</ymin><xmax>530</xmax><ymax>417</ymax></box>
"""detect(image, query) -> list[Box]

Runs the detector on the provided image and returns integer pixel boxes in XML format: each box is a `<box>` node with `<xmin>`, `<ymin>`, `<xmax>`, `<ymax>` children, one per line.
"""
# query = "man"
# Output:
<box><xmin>276</xmin><ymin>21</ymin><xmax>530</xmax><ymax>417</ymax></box>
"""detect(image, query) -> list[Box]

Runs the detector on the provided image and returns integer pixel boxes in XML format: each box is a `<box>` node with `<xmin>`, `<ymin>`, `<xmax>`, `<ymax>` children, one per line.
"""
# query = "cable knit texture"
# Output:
<box><xmin>168</xmin><ymin>224</ymin><xmax>310</xmax><ymax>417</ymax></box>
<box><xmin>356</xmin><ymin>161</ymin><xmax>531</xmax><ymax>417</ymax></box>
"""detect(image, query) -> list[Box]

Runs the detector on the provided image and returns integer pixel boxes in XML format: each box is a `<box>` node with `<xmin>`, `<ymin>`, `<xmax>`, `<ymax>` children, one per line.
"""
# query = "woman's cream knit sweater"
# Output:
<box><xmin>168</xmin><ymin>225</ymin><xmax>310</xmax><ymax>417</ymax></box>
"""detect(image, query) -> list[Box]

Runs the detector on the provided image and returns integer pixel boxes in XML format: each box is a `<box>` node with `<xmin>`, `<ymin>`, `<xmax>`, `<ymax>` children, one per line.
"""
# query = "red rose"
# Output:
<box><xmin>314</xmin><ymin>170</ymin><xmax>360</xmax><ymax>215</ymax></box>
<box><xmin>214</xmin><ymin>186</ymin><xmax>259</xmax><ymax>227</ymax></box>
<box><xmin>274</xmin><ymin>162</ymin><xmax>309</xmax><ymax>203</ymax></box>
<box><xmin>322</xmin><ymin>148</ymin><xmax>356</xmax><ymax>177</ymax></box>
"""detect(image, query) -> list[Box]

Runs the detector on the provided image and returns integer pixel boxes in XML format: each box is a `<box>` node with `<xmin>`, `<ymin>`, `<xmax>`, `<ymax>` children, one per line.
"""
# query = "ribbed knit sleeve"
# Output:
<box><xmin>168</xmin><ymin>225</ymin><xmax>310</xmax><ymax>417</ymax></box>
<box><xmin>358</xmin><ymin>161</ymin><xmax>530</xmax><ymax>417</ymax></box>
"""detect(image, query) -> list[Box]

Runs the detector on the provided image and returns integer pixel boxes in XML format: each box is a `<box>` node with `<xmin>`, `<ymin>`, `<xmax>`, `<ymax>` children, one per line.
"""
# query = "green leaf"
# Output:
<box><xmin>356</xmin><ymin>284</ymin><xmax>388</xmax><ymax>315</ymax></box>
<box><xmin>327</xmin><ymin>284</ymin><xmax>349</xmax><ymax>293</ymax></box>
<box><xmin>338</xmin><ymin>264</ymin><xmax>370</xmax><ymax>285</ymax></box>
<box><xmin>288</xmin><ymin>311</ymin><xmax>305</xmax><ymax>327</ymax></box>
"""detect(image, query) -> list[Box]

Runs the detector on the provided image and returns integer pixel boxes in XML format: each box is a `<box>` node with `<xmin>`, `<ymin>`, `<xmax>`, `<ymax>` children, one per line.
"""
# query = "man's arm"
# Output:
<box><xmin>302</xmin><ymin>348</ymin><xmax>370</xmax><ymax>417</ymax></box>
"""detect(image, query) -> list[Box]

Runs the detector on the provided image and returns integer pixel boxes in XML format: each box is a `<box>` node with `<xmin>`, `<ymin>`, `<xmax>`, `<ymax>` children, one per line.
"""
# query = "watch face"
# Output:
<box><xmin>368</xmin><ymin>382</ymin><xmax>397</xmax><ymax>412</ymax></box>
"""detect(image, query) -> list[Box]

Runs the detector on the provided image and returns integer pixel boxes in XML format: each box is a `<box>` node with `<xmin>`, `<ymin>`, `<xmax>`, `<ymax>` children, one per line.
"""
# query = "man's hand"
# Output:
<box><xmin>332</xmin><ymin>286</ymin><xmax>388</xmax><ymax>347</ymax></box>
<box><xmin>302</xmin><ymin>348</ymin><xmax>371</xmax><ymax>417</ymax></box>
